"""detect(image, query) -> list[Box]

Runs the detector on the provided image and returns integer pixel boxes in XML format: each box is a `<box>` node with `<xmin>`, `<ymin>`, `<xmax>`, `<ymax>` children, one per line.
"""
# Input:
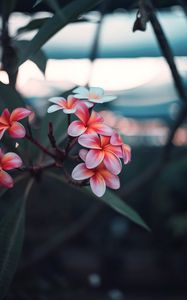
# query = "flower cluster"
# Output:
<box><xmin>48</xmin><ymin>86</ymin><xmax>131</xmax><ymax>197</ymax></box>
<box><xmin>0</xmin><ymin>107</ymin><xmax>32</xmax><ymax>188</ymax></box>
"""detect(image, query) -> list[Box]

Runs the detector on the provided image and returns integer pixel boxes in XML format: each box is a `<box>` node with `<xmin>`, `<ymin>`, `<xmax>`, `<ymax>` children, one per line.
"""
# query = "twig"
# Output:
<box><xmin>25</xmin><ymin>133</ymin><xmax>56</xmax><ymax>159</ymax></box>
<box><xmin>122</xmin><ymin>0</ymin><xmax>187</xmax><ymax>198</ymax></box>
<box><xmin>21</xmin><ymin>161</ymin><xmax>56</xmax><ymax>173</ymax></box>
<box><xmin>140</xmin><ymin>0</ymin><xmax>187</xmax><ymax>103</ymax></box>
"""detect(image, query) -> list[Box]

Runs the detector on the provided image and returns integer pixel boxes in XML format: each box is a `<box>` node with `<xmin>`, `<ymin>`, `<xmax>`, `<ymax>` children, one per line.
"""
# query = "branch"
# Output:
<box><xmin>25</xmin><ymin>132</ymin><xmax>56</xmax><ymax>159</ymax></box>
<box><xmin>136</xmin><ymin>0</ymin><xmax>187</xmax><ymax>103</ymax></box>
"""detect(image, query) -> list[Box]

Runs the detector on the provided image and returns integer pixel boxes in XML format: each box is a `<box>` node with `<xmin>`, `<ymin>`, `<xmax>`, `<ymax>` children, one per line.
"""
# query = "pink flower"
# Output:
<box><xmin>78</xmin><ymin>133</ymin><xmax>122</xmax><ymax>175</ymax></box>
<box><xmin>110</xmin><ymin>131</ymin><xmax>131</xmax><ymax>164</ymax></box>
<box><xmin>73</xmin><ymin>86</ymin><xmax>117</xmax><ymax>104</ymax></box>
<box><xmin>0</xmin><ymin>149</ymin><xmax>23</xmax><ymax>188</ymax></box>
<box><xmin>0</xmin><ymin>108</ymin><xmax>32</xmax><ymax>139</ymax></box>
<box><xmin>48</xmin><ymin>95</ymin><xmax>79</xmax><ymax>114</ymax></box>
<box><xmin>68</xmin><ymin>102</ymin><xmax>113</xmax><ymax>137</ymax></box>
<box><xmin>72</xmin><ymin>149</ymin><xmax>120</xmax><ymax>197</ymax></box>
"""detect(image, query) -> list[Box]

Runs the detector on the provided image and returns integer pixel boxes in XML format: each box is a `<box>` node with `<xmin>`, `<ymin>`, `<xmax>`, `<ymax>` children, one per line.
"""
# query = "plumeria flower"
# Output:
<box><xmin>73</xmin><ymin>86</ymin><xmax>117</xmax><ymax>104</ymax></box>
<box><xmin>72</xmin><ymin>149</ymin><xmax>120</xmax><ymax>197</ymax></box>
<box><xmin>48</xmin><ymin>95</ymin><xmax>79</xmax><ymax>114</ymax></box>
<box><xmin>110</xmin><ymin>131</ymin><xmax>131</xmax><ymax>164</ymax></box>
<box><xmin>68</xmin><ymin>102</ymin><xmax>113</xmax><ymax>137</ymax></box>
<box><xmin>0</xmin><ymin>149</ymin><xmax>22</xmax><ymax>188</ymax></box>
<box><xmin>78</xmin><ymin>133</ymin><xmax>122</xmax><ymax>175</ymax></box>
<box><xmin>0</xmin><ymin>108</ymin><xmax>32</xmax><ymax>139</ymax></box>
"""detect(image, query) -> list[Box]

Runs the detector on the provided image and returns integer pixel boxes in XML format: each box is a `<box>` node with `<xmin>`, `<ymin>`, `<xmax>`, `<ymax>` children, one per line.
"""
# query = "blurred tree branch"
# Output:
<box><xmin>120</xmin><ymin>0</ymin><xmax>187</xmax><ymax>197</ymax></box>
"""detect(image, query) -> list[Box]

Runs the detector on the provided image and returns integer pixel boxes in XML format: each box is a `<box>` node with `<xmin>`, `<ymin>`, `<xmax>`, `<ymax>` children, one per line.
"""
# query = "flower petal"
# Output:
<box><xmin>90</xmin><ymin>173</ymin><xmax>106</xmax><ymax>197</ymax></box>
<box><xmin>88</xmin><ymin>110</ymin><xmax>103</xmax><ymax>124</ymax></box>
<box><xmin>0</xmin><ymin>170</ymin><xmax>14</xmax><ymax>188</ymax></box>
<box><xmin>0</xmin><ymin>128</ymin><xmax>7</xmax><ymax>140</ymax></box>
<box><xmin>110</xmin><ymin>131</ymin><xmax>123</xmax><ymax>146</ymax></box>
<box><xmin>1</xmin><ymin>152</ymin><xmax>22</xmax><ymax>170</ymax></box>
<box><xmin>78</xmin><ymin>134</ymin><xmax>101</xmax><ymax>149</ymax></box>
<box><xmin>100</xmin><ymin>135</ymin><xmax>110</xmax><ymax>147</ymax></box>
<box><xmin>0</xmin><ymin>108</ymin><xmax>10</xmax><ymax>125</ymax></box>
<box><xmin>75</xmin><ymin>102</ymin><xmax>90</xmax><ymax>124</ymax></box>
<box><xmin>103</xmin><ymin>151</ymin><xmax>122</xmax><ymax>175</ymax></box>
<box><xmin>86</xmin><ymin>149</ymin><xmax>104</xmax><ymax>169</ymax></box>
<box><xmin>91</xmin><ymin>123</ymin><xmax>113</xmax><ymax>136</ymax></box>
<box><xmin>72</xmin><ymin>163</ymin><xmax>94</xmax><ymax>180</ymax></box>
<box><xmin>68</xmin><ymin>120</ymin><xmax>86</xmax><ymax>137</ymax></box>
<box><xmin>82</xmin><ymin>100</ymin><xmax>94</xmax><ymax>108</ymax></box>
<box><xmin>48</xmin><ymin>97</ymin><xmax>66</xmax><ymax>105</ymax></box>
<box><xmin>8</xmin><ymin>121</ymin><xmax>26</xmax><ymax>138</ymax></box>
<box><xmin>122</xmin><ymin>144</ymin><xmax>131</xmax><ymax>164</ymax></box>
<box><xmin>79</xmin><ymin>149</ymin><xmax>88</xmax><ymax>162</ymax></box>
<box><xmin>67</xmin><ymin>95</ymin><xmax>78</xmax><ymax>107</ymax></box>
<box><xmin>10</xmin><ymin>108</ymin><xmax>32</xmax><ymax>122</ymax></box>
<box><xmin>89</xmin><ymin>87</ymin><xmax>104</xmax><ymax>99</ymax></box>
<box><xmin>105</xmin><ymin>144</ymin><xmax>123</xmax><ymax>157</ymax></box>
<box><xmin>0</xmin><ymin>149</ymin><xmax>4</xmax><ymax>159</ymax></box>
<box><xmin>47</xmin><ymin>105</ymin><xmax>63</xmax><ymax>113</ymax></box>
<box><xmin>99</xmin><ymin>168</ymin><xmax>120</xmax><ymax>190</ymax></box>
<box><xmin>73</xmin><ymin>87</ymin><xmax>89</xmax><ymax>98</ymax></box>
<box><xmin>63</xmin><ymin>108</ymin><xmax>76</xmax><ymax>114</ymax></box>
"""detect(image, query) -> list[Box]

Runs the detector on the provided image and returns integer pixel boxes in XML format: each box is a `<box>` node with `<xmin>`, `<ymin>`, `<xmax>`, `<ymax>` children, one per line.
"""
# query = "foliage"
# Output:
<box><xmin>0</xmin><ymin>0</ymin><xmax>151</xmax><ymax>298</ymax></box>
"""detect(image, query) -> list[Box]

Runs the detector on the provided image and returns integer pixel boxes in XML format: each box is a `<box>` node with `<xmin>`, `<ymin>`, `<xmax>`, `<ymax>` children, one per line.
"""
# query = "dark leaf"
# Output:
<box><xmin>0</xmin><ymin>178</ymin><xmax>32</xmax><ymax>300</ymax></box>
<box><xmin>0</xmin><ymin>82</ymin><xmax>25</xmax><ymax>110</ymax></box>
<box><xmin>15</xmin><ymin>40</ymin><xmax>47</xmax><ymax>74</ymax></box>
<box><xmin>46</xmin><ymin>172</ymin><xmax>150</xmax><ymax>231</ymax></box>
<box><xmin>87</xmin><ymin>188</ymin><xmax>150</xmax><ymax>231</ymax></box>
<box><xmin>16</xmin><ymin>17</ymin><xmax>50</xmax><ymax>35</ymax></box>
<box><xmin>16</xmin><ymin>0</ymin><xmax>104</xmax><ymax>68</ymax></box>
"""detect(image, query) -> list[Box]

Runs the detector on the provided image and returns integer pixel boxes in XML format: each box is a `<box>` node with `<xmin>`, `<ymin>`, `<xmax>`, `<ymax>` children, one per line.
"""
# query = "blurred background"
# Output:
<box><xmin>1</xmin><ymin>0</ymin><xmax>187</xmax><ymax>299</ymax></box>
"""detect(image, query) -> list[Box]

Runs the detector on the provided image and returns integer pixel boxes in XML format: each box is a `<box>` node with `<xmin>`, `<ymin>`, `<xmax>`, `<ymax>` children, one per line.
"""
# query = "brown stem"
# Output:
<box><xmin>25</xmin><ymin>133</ymin><xmax>56</xmax><ymax>159</ymax></box>
<box><xmin>21</xmin><ymin>161</ymin><xmax>56</xmax><ymax>173</ymax></box>
<box><xmin>142</xmin><ymin>0</ymin><xmax>187</xmax><ymax>103</ymax></box>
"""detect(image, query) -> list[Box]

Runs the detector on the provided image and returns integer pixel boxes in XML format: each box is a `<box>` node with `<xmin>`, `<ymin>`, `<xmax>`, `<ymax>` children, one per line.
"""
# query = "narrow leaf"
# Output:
<box><xmin>98</xmin><ymin>189</ymin><xmax>150</xmax><ymax>231</ymax></box>
<box><xmin>0</xmin><ymin>203</ymin><xmax>25</xmax><ymax>300</ymax></box>
<box><xmin>16</xmin><ymin>17</ymin><xmax>50</xmax><ymax>35</ymax></box>
<box><xmin>46</xmin><ymin>172</ymin><xmax>150</xmax><ymax>231</ymax></box>
<box><xmin>0</xmin><ymin>178</ymin><xmax>32</xmax><ymax>299</ymax></box>
<box><xmin>15</xmin><ymin>40</ymin><xmax>47</xmax><ymax>74</ymax></box>
<box><xmin>0</xmin><ymin>82</ymin><xmax>25</xmax><ymax>110</ymax></box>
<box><xmin>16</xmin><ymin>0</ymin><xmax>104</xmax><ymax>68</ymax></box>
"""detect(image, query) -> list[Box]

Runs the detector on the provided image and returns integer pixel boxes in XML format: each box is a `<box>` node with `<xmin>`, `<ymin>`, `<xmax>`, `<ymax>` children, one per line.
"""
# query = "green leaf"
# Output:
<box><xmin>16</xmin><ymin>0</ymin><xmax>104</xmax><ymax>68</ymax></box>
<box><xmin>0</xmin><ymin>178</ymin><xmax>33</xmax><ymax>300</ymax></box>
<box><xmin>16</xmin><ymin>17</ymin><xmax>50</xmax><ymax>35</ymax></box>
<box><xmin>0</xmin><ymin>201</ymin><xmax>24</xmax><ymax>300</ymax></box>
<box><xmin>0</xmin><ymin>82</ymin><xmax>25</xmax><ymax>110</ymax></box>
<box><xmin>15</xmin><ymin>40</ymin><xmax>47</xmax><ymax>74</ymax></box>
<box><xmin>86</xmin><ymin>189</ymin><xmax>150</xmax><ymax>231</ymax></box>
<box><xmin>46</xmin><ymin>172</ymin><xmax>150</xmax><ymax>231</ymax></box>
